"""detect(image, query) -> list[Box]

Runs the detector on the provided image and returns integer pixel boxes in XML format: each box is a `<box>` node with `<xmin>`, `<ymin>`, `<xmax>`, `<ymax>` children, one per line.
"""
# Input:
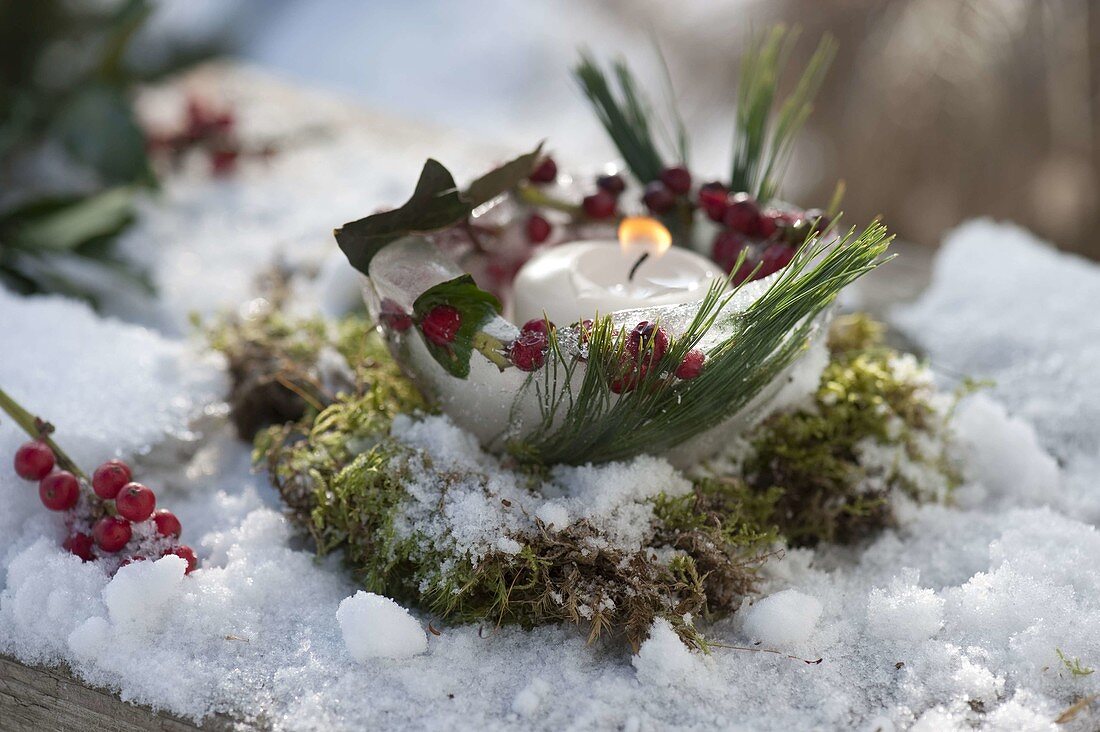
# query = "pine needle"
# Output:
<box><xmin>573</xmin><ymin>51</ymin><xmax>667</xmax><ymax>183</ymax></box>
<box><xmin>731</xmin><ymin>26</ymin><xmax>837</xmax><ymax>201</ymax></box>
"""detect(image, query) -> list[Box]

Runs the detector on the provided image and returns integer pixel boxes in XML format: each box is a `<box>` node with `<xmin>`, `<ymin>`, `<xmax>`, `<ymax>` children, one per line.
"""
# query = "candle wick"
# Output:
<box><xmin>628</xmin><ymin>252</ymin><xmax>650</xmax><ymax>282</ymax></box>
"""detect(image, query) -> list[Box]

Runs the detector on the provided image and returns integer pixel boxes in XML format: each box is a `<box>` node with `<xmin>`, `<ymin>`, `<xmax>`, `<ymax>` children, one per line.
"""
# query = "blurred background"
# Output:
<box><xmin>3</xmin><ymin>0</ymin><xmax>1098</xmax><ymax>260</ymax></box>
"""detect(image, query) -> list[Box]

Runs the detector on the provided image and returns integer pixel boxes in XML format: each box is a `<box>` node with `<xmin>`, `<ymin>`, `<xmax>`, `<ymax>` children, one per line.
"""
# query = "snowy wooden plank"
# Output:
<box><xmin>0</xmin><ymin>654</ymin><xmax>233</xmax><ymax>731</ymax></box>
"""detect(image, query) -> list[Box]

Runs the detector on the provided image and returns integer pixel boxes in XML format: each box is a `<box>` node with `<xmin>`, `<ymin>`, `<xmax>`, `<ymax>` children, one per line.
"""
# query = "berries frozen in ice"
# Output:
<box><xmin>596</xmin><ymin>174</ymin><xmax>626</xmax><ymax>195</ymax></box>
<box><xmin>529</xmin><ymin>157</ymin><xmax>558</xmax><ymax>184</ymax></box>
<box><xmin>675</xmin><ymin>349</ymin><xmax>706</xmax><ymax>380</ymax></box>
<box><xmin>659</xmin><ymin>166</ymin><xmax>692</xmax><ymax>195</ymax></box>
<box><xmin>379</xmin><ymin>299</ymin><xmax>413</xmax><ymax>332</ymax></box>
<box><xmin>642</xmin><ymin>182</ymin><xmax>676</xmax><ymax>215</ymax></box>
<box><xmin>526</xmin><ymin>213</ymin><xmax>552</xmax><ymax>244</ymax></box>
<box><xmin>723</xmin><ymin>193</ymin><xmax>762</xmax><ymax>236</ymax></box>
<box><xmin>582</xmin><ymin>190</ymin><xmax>617</xmax><ymax>219</ymax></box>
<box><xmin>420</xmin><ymin>305</ymin><xmax>462</xmax><ymax>345</ymax></box>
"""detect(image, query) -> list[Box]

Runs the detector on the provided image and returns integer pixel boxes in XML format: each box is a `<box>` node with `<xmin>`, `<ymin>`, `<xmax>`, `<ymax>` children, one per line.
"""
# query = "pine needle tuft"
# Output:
<box><xmin>731</xmin><ymin>26</ymin><xmax>837</xmax><ymax>201</ymax></box>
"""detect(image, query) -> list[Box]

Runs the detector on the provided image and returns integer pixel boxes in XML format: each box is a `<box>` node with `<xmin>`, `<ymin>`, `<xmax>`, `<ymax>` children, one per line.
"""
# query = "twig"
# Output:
<box><xmin>0</xmin><ymin>386</ymin><xmax>87</xmax><ymax>481</ymax></box>
<box><xmin>707</xmin><ymin>640</ymin><xmax>823</xmax><ymax>665</ymax></box>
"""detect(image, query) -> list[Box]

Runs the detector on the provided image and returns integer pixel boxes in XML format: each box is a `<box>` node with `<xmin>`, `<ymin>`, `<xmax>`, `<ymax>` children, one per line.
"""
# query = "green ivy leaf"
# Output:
<box><xmin>464</xmin><ymin>142</ymin><xmax>543</xmax><ymax>207</ymax></box>
<box><xmin>52</xmin><ymin>84</ymin><xmax>152</xmax><ymax>186</ymax></box>
<box><xmin>1</xmin><ymin>187</ymin><xmax>135</xmax><ymax>252</ymax></box>
<box><xmin>413</xmin><ymin>275</ymin><xmax>503</xmax><ymax>378</ymax></box>
<box><xmin>335</xmin><ymin>145</ymin><xmax>543</xmax><ymax>275</ymax></box>
<box><xmin>335</xmin><ymin>159</ymin><xmax>469</xmax><ymax>276</ymax></box>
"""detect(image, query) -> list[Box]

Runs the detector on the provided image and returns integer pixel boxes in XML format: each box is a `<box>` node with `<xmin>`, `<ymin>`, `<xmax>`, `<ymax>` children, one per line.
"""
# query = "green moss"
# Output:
<box><xmin>720</xmin><ymin>313</ymin><xmax>961</xmax><ymax>545</ymax></box>
<box><xmin>204</xmin><ymin>309</ymin><xmax>405</xmax><ymax>440</ymax></box>
<box><xmin>249</xmin><ymin>309</ymin><xmax>962</xmax><ymax>650</ymax></box>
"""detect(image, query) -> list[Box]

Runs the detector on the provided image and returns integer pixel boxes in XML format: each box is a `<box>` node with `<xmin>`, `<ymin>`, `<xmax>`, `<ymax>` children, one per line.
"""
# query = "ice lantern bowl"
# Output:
<box><xmin>358</xmin><ymin>205</ymin><xmax>891</xmax><ymax>468</ymax></box>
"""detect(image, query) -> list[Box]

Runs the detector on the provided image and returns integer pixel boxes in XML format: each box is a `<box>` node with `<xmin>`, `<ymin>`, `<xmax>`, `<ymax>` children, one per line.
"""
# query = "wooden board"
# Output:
<box><xmin>0</xmin><ymin>654</ymin><xmax>233</xmax><ymax>731</ymax></box>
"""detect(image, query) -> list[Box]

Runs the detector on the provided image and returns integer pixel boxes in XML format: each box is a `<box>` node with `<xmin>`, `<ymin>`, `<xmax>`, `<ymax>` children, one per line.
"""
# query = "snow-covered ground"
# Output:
<box><xmin>1</xmin><ymin>71</ymin><xmax>1099</xmax><ymax>730</ymax></box>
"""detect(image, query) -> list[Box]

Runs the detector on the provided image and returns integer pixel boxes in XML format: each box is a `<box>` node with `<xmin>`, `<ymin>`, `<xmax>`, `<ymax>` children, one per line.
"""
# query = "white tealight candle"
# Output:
<box><xmin>510</xmin><ymin>217</ymin><xmax>722</xmax><ymax>326</ymax></box>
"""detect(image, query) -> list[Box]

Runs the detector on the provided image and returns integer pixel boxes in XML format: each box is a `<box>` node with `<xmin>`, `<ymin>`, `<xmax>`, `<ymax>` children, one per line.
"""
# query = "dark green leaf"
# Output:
<box><xmin>464</xmin><ymin>143</ymin><xmax>543</xmax><ymax>207</ymax></box>
<box><xmin>336</xmin><ymin>159</ymin><xmax>469</xmax><ymax>275</ymax></box>
<box><xmin>3</xmin><ymin>187</ymin><xmax>135</xmax><ymax>252</ymax></box>
<box><xmin>413</xmin><ymin>275</ymin><xmax>503</xmax><ymax>379</ymax></box>
<box><xmin>52</xmin><ymin>84</ymin><xmax>152</xmax><ymax>185</ymax></box>
<box><xmin>336</xmin><ymin>147</ymin><xmax>543</xmax><ymax>274</ymax></box>
<box><xmin>98</xmin><ymin>0</ymin><xmax>153</xmax><ymax>81</ymax></box>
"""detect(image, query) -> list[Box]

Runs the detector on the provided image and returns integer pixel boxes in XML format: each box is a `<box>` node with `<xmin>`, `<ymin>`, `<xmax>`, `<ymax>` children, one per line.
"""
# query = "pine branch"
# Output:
<box><xmin>515</xmin><ymin>222</ymin><xmax>892</xmax><ymax>464</ymax></box>
<box><xmin>730</xmin><ymin>26</ymin><xmax>837</xmax><ymax>201</ymax></box>
<box><xmin>573</xmin><ymin>51</ymin><xmax>667</xmax><ymax>183</ymax></box>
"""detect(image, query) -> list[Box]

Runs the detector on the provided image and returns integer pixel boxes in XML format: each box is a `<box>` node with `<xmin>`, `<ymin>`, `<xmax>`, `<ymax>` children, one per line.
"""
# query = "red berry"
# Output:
<box><xmin>610</xmin><ymin>375</ymin><xmax>633</xmax><ymax>394</ymax></box>
<box><xmin>698</xmin><ymin>182</ymin><xmax>729</xmax><ymax>222</ymax></box>
<box><xmin>209</xmin><ymin>147</ymin><xmax>239</xmax><ymax>175</ymax></box>
<box><xmin>723</xmin><ymin>194</ymin><xmax>762</xmax><ymax>236</ymax></box>
<box><xmin>92</xmin><ymin>459</ymin><xmax>132</xmax><ymax>499</ymax></box>
<box><xmin>153</xmin><ymin>509</ymin><xmax>183</xmax><ymax>538</ymax></box>
<box><xmin>642</xmin><ymin>182</ymin><xmax>676</xmax><ymax>214</ymax></box>
<box><xmin>733</xmin><ymin>257</ymin><xmax>759</xmax><ymax>285</ymax></box>
<box><xmin>14</xmin><ymin>441</ymin><xmax>55</xmax><ymax>480</ymax></box>
<box><xmin>93</xmin><ymin>516</ymin><xmax>132</xmax><ymax>553</ymax></box>
<box><xmin>756</xmin><ymin>243</ymin><xmax>797</xmax><ymax>279</ymax></box>
<box><xmin>420</xmin><ymin>305</ymin><xmax>462</xmax><ymax>345</ymax></box>
<box><xmin>520</xmin><ymin>318</ymin><xmax>555</xmax><ymax>336</ymax></box>
<box><xmin>510</xmin><ymin>319</ymin><xmax>553</xmax><ymax>372</ymax></box>
<box><xmin>582</xmin><ymin>190</ymin><xmax>617</xmax><ymax>219</ymax></box>
<box><xmin>119</xmin><ymin>556</ymin><xmax>147</xmax><ymax>568</ymax></box>
<box><xmin>627</xmin><ymin>321</ymin><xmax>669</xmax><ymax>368</ymax></box>
<box><xmin>596</xmin><ymin>174</ymin><xmax>626</xmax><ymax>195</ymax></box>
<box><xmin>164</xmin><ymin>545</ymin><xmax>198</xmax><ymax>574</ymax></box>
<box><xmin>115</xmin><ymin>482</ymin><xmax>156</xmax><ymax>522</ymax></box>
<box><xmin>675</xmin><ymin>350</ymin><xmax>706</xmax><ymax>380</ymax></box>
<box><xmin>39</xmin><ymin>471</ymin><xmax>79</xmax><ymax>511</ymax></box>
<box><xmin>712</xmin><ymin>230</ymin><xmax>753</xmax><ymax>274</ymax></box>
<box><xmin>526</xmin><ymin>213</ymin><xmax>552</xmax><ymax>244</ymax></box>
<box><xmin>63</xmin><ymin>532</ymin><xmax>95</xmax><ymax>561</ymax></box>
<box><xmin>756</xmin><ymin>212</ymin><xmax>778</xmax><ymax>239</ymax></box>
<box><xmin>379</xmin><ymin>298</ymin><xmax>413</xmax><ymax>332</ymax></box>
<box><xmin>659</xmin><ymin>166</ymin><xmax>692</xmax><ymax>195</ymax></box>
<box><xmin>510</xmin><ymin>333</ymin><xmax>548</xmax><ymax>372</ymax></box>
<box><xmin>804</xmin><ymin>208</ymin><xmax>830</xmax><ymax>232</ymax></box>
<box><xmin>529</xmin><ymin>157</ymin><xmax>557</xmax><ymax>184</ymax></box>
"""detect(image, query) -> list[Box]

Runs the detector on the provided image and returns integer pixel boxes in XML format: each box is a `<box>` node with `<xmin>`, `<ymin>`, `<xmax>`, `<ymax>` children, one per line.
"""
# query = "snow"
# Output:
<box><xmin>2</xmin><ymin>72</ymin><xmax>1099</xmax><ymax>728</ymax></box>
<box><xmin>632</xmin><ymin>618</ymin><xmax>708</xmax><ymax>688</ymax></box>
<box><xmin>336</xmin><ymin>591</ymin><xmax>427</xmax><ymax>661</ymax></box>
<box><xmin>866</xmin><ymin>574</ymin><xmax>945</xmax><ymax>642</ymax></box>
<box><xmin>741</xmin><ymin>590</ymin><xmax>823</xmax><ymax>648</ymax></box>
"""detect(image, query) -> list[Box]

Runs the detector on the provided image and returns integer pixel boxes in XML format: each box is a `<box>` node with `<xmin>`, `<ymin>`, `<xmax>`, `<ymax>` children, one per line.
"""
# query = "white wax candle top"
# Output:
<box><xmin>510</xmin><ymin>240</ymin><xmax>722</xmax><ymax>326</ymax></box>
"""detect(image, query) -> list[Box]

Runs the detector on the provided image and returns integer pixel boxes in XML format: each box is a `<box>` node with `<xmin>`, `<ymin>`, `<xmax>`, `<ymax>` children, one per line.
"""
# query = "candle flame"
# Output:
<box><xmin>618</xmin><ymin>217</ymin><xmax>672</xmax><ymax>257</ymax></box>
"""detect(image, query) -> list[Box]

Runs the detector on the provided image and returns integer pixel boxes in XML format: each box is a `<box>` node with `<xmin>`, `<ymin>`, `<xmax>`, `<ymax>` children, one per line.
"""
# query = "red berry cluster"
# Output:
<box><xmin>611</xmin><ymin>321</ymin><xmax>705</xmax><ymax>393</ymax></box>
<box><xmin>702</xmin><ymin>184</ymin><xmax>830</xmax><ymax>284</ymax></box>
<box><xmin>12</xmin><ymin>441</ymin><xmax>196</xmax><ymax>573</ymax></box>
<box><xmin>145</xmin><ymin>94</ymin><xmax>272</xmax><ymax>176</ymax></box>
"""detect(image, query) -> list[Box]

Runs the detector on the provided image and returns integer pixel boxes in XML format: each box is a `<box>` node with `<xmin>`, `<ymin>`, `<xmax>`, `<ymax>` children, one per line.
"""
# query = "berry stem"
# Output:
<box><xmin>0</xmin><ymin>386</ymin><xmax>88</xmax><ymax>481</ymax></box>
<box><xmin>516</xmin><ymin>183</ymin><xmax>582</xmax><ymax>215</ymax></box>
